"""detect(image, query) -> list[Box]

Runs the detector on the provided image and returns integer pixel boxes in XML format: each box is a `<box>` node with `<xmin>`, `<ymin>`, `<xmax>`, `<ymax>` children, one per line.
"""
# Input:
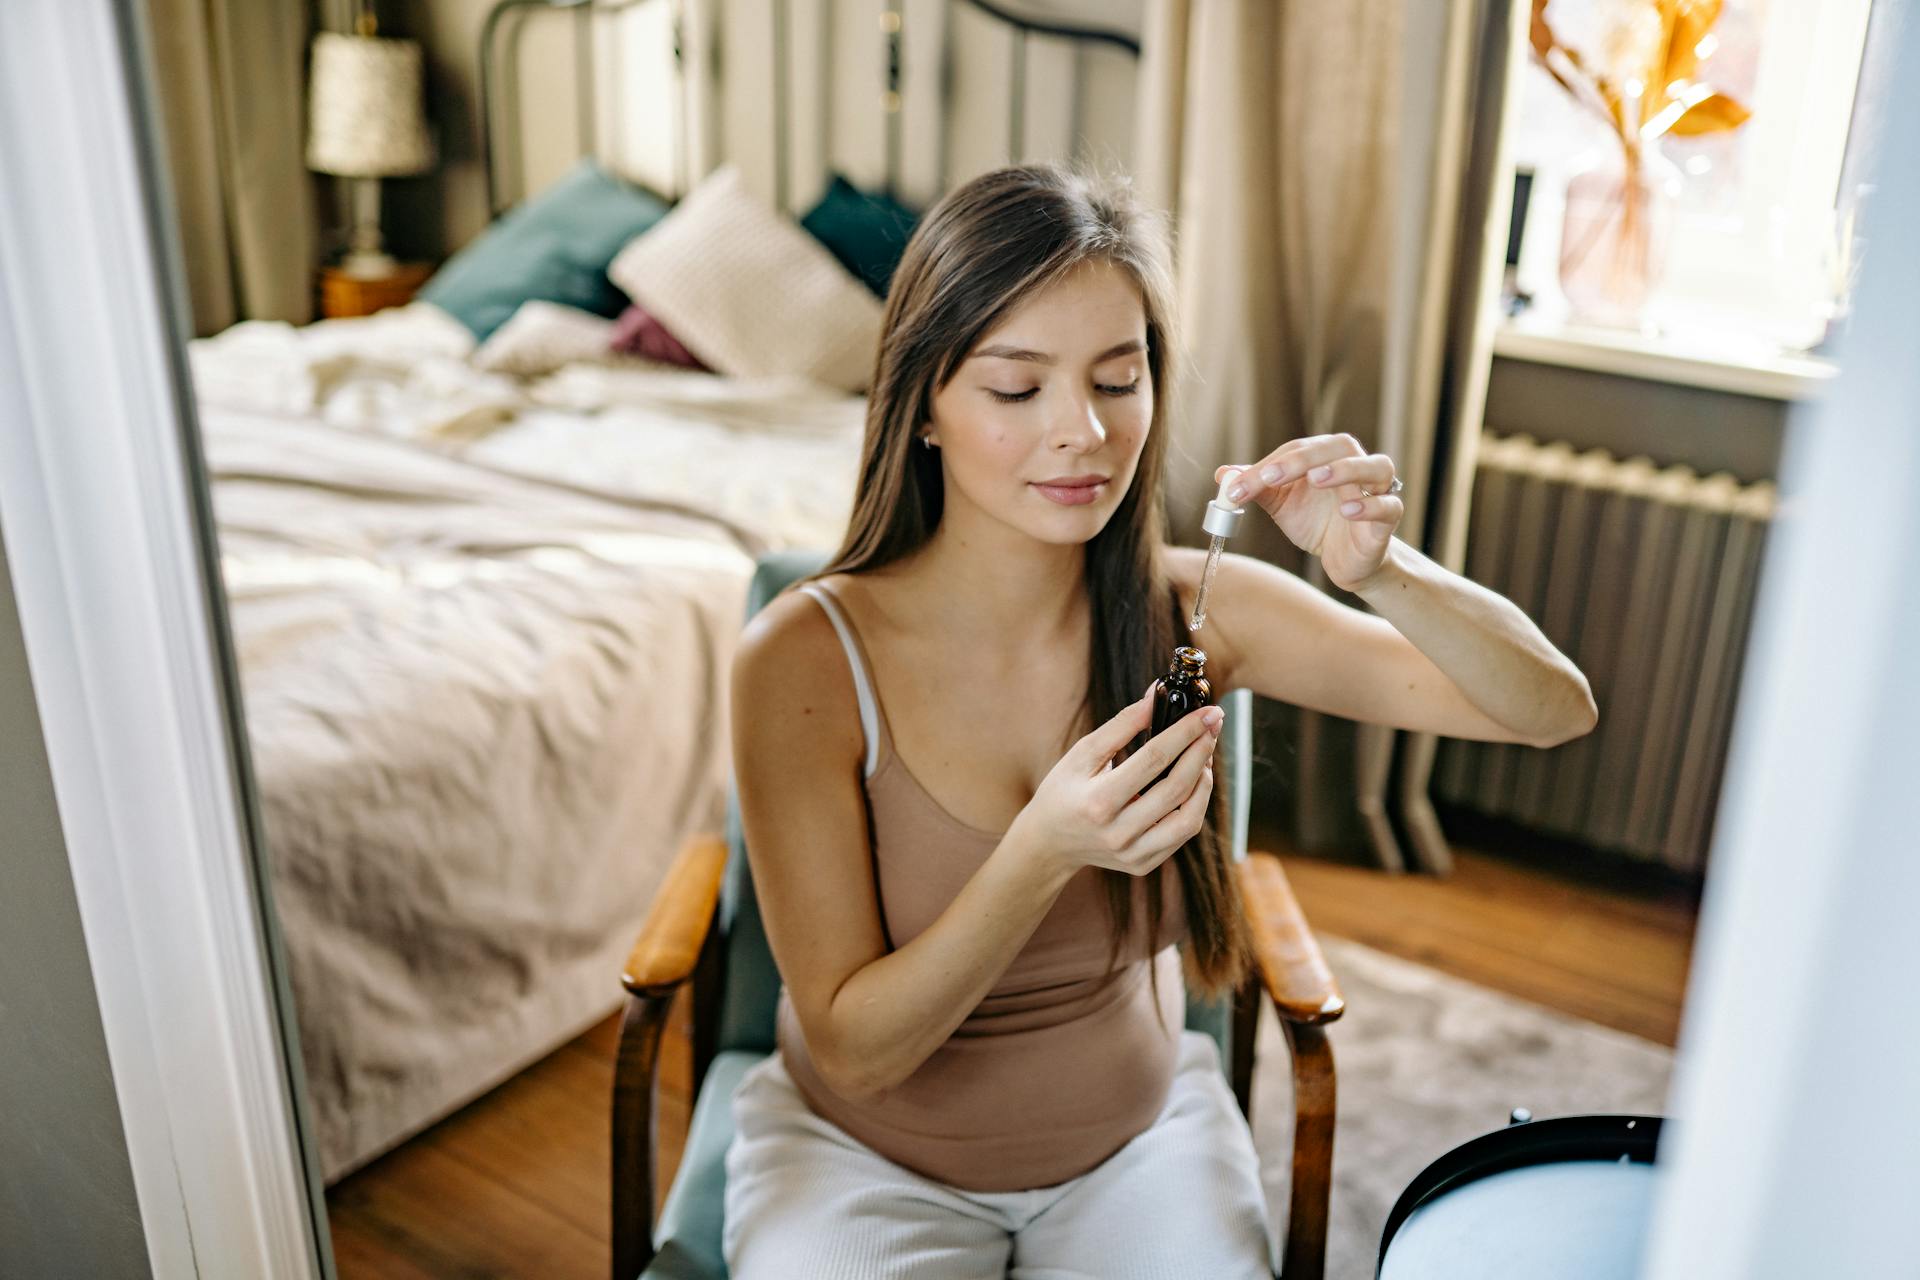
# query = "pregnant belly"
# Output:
<box><xmin>776</xmin><ymin>949</ymin><xmax>1187</xmax><ymax>1192</ymax></box>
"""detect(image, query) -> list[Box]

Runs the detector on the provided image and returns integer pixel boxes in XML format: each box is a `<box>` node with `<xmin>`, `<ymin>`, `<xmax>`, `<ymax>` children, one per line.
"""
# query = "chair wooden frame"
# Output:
<box><xmin>612</xmin><ymin>834</ymin><xmax>1345</xmax><ymax>1280</ymax></box>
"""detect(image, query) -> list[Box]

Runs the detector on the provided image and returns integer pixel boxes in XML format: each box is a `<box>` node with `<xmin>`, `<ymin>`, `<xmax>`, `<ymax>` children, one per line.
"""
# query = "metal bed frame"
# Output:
<box><xmin>478</xmin><ymin>0</ymin><xmax>1141</xmax><ymax>218</ymax></box>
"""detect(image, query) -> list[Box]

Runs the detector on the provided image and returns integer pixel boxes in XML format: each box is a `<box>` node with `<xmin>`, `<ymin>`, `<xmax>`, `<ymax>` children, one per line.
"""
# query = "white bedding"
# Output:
<box><xmin>192</xmin><ymin>304</ymin><xmax>861</xmax><ymax>1178</ymax></box>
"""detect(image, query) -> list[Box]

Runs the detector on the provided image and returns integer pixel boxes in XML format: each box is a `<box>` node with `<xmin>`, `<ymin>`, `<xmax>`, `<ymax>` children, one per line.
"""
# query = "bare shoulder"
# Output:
<box><xmin>731</xmin><ymin>581</ymin><xmax>863</xmax><ymax>762</ymax></box>
<box><xmin>1161</xmin><ymin>543</ymin><xmax>1211</xmax><ymax>597</ymax></box>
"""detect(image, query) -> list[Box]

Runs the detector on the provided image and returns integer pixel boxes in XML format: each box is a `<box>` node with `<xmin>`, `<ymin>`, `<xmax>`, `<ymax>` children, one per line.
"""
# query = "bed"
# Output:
<box><xmin>193</xmin><ymin>0</ymin><xmax>1144</xmax><ymax>1181</ymax></box>
<box><xmin>193</xmin><ymin>305</ymin><xmax>863</xmax><ymax>1178</ymax></box>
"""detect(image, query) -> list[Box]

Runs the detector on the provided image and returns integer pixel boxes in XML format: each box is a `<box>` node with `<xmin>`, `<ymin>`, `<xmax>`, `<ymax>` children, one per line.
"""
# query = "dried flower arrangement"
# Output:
<box><xmin>1530</xmin><ymin>0</ymin><xmax>1754</xmax><ymax>322</ymax></box>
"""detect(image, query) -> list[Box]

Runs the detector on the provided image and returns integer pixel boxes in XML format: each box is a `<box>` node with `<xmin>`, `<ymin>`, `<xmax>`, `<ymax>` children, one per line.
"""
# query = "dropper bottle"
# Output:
<box><xmin>1144</xmin><ymin>471</ymin><xmax>1240</xmax><ymax>780</ymax></box>
<box><xmin>1190</xmin><ymin>468</ymin><xmax>1245</xmax><ymax>632</ymax></box>
<box><xmin>1147</xmin><ymin>645</ymin><xmax>1216</xmax><ymax>787</ymax></box>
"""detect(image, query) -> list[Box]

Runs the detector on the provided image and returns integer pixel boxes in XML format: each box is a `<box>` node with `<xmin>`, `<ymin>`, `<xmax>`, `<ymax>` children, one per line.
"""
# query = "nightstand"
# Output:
<box><xmin>317</xmin><ymin>262</ymin><xmax>434</xmax><ymax>319</ymax></box>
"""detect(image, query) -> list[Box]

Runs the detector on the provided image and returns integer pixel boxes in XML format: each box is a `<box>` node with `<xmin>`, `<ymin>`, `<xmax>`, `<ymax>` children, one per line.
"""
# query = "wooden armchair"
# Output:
<box><xmin>612</xmin><ymin>552</ymin><xmax>1346</xmax><ymax>1280</ymax></box>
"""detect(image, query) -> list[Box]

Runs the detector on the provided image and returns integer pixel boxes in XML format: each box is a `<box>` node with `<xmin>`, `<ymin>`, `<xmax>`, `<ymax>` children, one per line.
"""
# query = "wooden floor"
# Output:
<box><xmin>326</xmin><ymin>838</ymin><xmax>1699</xmax><ymax>1278</ymax></box>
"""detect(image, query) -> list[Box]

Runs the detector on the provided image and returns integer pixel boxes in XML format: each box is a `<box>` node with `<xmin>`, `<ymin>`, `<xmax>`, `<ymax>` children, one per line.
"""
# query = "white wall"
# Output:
<box><xmin>0</xmin><ymin>531</ymin><xmax>150</xmax><ymax>1277</ymax></box>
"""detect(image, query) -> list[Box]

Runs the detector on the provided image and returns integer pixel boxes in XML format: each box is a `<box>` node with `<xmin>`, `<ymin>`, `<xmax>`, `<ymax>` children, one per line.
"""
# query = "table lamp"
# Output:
<box><xmin>307</xmin><ymin>10</ymin><xmax>434</xmax><ymax>278</ymax></box>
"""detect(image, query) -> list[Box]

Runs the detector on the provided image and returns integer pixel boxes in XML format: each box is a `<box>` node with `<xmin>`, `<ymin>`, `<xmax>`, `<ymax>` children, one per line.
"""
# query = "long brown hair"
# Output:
<box><xmin>806</xmin><ymin>163</ymin><xmax>1249</xmax><ymax>996</ymax></box>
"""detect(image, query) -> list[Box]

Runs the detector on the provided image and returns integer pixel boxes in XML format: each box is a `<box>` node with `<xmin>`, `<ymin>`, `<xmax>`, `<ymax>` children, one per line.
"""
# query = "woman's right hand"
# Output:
<box><xmin>1008</xmin><ymin>691</ymin><xmax>1223</xmax><ymax>879</ymax></box>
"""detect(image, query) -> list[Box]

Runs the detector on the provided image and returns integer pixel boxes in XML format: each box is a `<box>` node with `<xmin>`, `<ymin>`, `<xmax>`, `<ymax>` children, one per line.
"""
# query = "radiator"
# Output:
<box><xmin>1434</xmin><ymin>432</ymin><xmax>1777</xmax><ymax>875</ymax></box>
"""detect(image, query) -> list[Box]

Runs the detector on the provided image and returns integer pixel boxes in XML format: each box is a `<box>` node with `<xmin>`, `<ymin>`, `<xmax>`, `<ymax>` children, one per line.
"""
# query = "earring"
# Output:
<box><xmin>920</xmin><ymin>436</ymin><xmax>936</xmax><ymax>450</ymax></box>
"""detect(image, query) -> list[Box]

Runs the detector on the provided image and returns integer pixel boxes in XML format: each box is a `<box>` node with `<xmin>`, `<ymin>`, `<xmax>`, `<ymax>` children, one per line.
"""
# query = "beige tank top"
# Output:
<box><xmin>774</xmin><ymin>578</ymin><xmax>1187</xmax><ymax>1192</ymax></box>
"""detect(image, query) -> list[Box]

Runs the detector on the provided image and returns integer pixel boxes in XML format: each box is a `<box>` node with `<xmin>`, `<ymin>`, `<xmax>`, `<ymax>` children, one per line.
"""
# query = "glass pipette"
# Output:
<box><xmin>1190</xmin><ymin>468</ymin><xmax>1246</xmax><ymax>631</ymax></box>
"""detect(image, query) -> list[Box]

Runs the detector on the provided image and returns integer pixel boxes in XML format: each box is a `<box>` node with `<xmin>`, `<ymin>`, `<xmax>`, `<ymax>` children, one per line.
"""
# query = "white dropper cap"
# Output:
<box><xmin>1202</xmin><ymin>468</ymin><xmax>1245</xmax><ymax>538</ymax></box>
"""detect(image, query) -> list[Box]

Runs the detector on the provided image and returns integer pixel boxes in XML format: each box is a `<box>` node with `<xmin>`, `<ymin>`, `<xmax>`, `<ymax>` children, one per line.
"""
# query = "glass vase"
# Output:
<box><xmin>1558</xmin><ymin>143</ymin><xmax>1682</xmax><ymax>330</ymax></box>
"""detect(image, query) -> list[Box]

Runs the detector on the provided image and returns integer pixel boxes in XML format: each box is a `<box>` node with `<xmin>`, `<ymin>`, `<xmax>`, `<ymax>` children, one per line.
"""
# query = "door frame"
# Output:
<box><xmin>0</xmin><ymin>1</ymin><xmax>327</xmax><ymax>1275</ymax></box>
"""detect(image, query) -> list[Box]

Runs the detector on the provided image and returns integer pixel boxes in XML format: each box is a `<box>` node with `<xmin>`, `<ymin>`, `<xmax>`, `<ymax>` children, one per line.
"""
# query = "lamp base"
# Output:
<box><xmin>341</xmin><ymin>176</ymin><xmax>394</xmax><ymax>279</ymax></box>
<box><xmin>338</xmin><ymin>249</ymin><xmax>400</xmax><ymax>279</ymax></box>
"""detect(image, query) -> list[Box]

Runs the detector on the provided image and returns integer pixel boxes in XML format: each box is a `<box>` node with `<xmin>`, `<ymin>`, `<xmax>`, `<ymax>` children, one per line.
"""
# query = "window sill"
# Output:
<box><xmin>1492</xmin><ymin>315</ymin><xmax>1838</xmax><ymax>402</ymax></box>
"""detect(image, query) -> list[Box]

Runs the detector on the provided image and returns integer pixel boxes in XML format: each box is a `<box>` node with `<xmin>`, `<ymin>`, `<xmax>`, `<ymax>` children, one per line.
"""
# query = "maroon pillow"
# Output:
<box><xmin>608</xmin><ymin>301</ymin><xmax>708</xmax><ymax>369</ymax></box>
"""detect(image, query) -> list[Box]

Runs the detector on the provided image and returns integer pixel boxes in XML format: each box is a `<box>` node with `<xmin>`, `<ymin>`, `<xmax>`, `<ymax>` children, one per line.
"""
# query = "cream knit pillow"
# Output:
<box><xmin>607</xmin><ymin>166</ymin><xmax>882</xmax><ymax>394</ymax></box>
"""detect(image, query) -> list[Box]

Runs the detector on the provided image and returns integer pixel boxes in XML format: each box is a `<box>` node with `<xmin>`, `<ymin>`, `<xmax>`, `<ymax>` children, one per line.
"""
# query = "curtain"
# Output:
<box><xmin>1139</xmin><ymin>0</ymin><xmax>1521</xmax><ymax>872</ymax></box>
<box><xmin>145</xmin><ymin>0</ymin><xmax>318</xmax><ymax>336</ymax></box>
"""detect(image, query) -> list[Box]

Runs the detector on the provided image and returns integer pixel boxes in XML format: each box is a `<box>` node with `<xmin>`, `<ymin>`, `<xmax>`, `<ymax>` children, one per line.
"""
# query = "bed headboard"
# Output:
<box><xmin>478</xmin><ymin>0</ymin><xmax>1144</xmax><ymax>219</ymax></box>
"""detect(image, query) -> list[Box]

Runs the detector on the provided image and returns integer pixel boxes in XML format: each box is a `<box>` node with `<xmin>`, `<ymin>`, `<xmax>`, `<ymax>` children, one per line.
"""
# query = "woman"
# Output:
<box><xmin>724</xmin><ymin>164</ymin><xmax>1595</xmax><ymax>1278</ymax></box>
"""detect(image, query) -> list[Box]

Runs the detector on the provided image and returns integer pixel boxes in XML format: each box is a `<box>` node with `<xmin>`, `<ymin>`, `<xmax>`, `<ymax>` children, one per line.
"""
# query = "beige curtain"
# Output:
<box><xmin>1139</xmin><ymin>0</ymin><xmax>1521</xmax><ymax>872</ymax></box>
<box><xmin>145</xmin><ymin>0</ymin><xmax>318</xmax><ymax>336</ymax></box>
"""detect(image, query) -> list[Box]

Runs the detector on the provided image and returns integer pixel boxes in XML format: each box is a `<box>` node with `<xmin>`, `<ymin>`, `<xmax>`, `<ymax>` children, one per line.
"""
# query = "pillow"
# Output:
<box><xmin>607</xmin><ymin>166</ymin><xmax>882</xmax><ymax>394</ymax></box>
<box><xmin>801</xmin><ymin>174</ymin><xmax>919</xmax><ymax>298</ymax></box>
<box><xmin>419</xmin><ymin>161</ymin><xmax>668</xmax><ymax>342</ymax></box>
<box><xmin>471</xmin><ymin>300</ymin><xmax>617</xmax><ymax>377</ymax></box>
<box><xmin>608</xmin><ymin>302</ymin><xmax>707</xmax><ymax>370</ymax></box>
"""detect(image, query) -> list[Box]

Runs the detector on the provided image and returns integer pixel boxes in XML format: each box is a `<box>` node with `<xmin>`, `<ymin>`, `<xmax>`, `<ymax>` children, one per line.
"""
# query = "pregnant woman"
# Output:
<box><xmin>724</xmin><ymin>163</ymin><xmax>1596</xmax><ymax>1278</ymax></box>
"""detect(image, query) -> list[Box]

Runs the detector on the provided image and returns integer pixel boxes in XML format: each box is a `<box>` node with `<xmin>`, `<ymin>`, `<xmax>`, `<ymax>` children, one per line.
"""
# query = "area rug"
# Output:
<box><xmin>1249</xmin><ymin>936</ymin><xmax>1676</xmax><ymax>1280</ymax></box>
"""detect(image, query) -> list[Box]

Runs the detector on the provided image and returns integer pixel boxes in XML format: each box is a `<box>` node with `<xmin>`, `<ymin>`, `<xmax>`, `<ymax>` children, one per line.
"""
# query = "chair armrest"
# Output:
<box><xmin>1237</xmin><ymin>851</ymin><xmax>1345</xmax><ymax>1025</ymax></box>
<box><xmin>621</xmin><ymin>832</ymin><xmax>729</xmax><ymax>997</ymax></box>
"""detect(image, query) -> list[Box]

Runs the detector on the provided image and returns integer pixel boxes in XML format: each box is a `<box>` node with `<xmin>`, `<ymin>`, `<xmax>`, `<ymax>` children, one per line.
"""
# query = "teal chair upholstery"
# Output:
<box><xmin>613</xmin><ymin>551</ymin><xmax>1345</xmax><ymax>1280</ymax></box>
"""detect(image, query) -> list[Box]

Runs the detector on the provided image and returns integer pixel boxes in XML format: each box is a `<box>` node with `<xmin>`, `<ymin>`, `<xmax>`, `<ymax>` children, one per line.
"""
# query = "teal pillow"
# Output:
<box><xmin>419</xmin><ymin>161</ymin><xmax>669</xmax><ymax>341</ymax></box>
<box><xmin>800</xmin><ymin>175</ymin><xmax>919</xmax><ymax>299</ymax></box>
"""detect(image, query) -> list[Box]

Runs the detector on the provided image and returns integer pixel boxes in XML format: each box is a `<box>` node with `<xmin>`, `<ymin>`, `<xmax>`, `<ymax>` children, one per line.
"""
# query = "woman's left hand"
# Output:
<box><xmin>1215</xmin><ymin>434</ymin><xmax>1405</xmax><ymax>592</ymax></box>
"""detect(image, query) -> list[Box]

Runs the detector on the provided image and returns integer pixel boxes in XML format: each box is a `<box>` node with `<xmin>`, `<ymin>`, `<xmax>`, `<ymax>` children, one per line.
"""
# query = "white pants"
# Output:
<box><xmin>722</xmin><ymin>1031</ymin><xmax>1276</xmax><ymax>1279</ymax></box>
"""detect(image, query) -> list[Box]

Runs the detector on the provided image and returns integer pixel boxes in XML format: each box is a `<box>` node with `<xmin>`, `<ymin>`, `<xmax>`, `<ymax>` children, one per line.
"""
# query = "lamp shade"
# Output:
<box><xmin>306</xmin><ymin>33</ymin><xmax>434</xmax><ymax>178</ymax></box>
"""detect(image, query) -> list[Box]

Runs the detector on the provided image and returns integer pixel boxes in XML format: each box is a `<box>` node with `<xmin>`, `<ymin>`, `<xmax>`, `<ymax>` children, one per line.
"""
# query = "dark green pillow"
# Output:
<box><xmin>419</xmin><ymin>161</ymin><xmax>669</xmax><ymax>341</ymax></box>
<box><xmin>800</xmin><ymin>175</ymin><xmax>919</xmax><ymax>299</ymax></box>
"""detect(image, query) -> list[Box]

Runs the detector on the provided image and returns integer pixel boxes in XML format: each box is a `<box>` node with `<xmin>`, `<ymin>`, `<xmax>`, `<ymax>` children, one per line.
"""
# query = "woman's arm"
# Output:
<box><xmin>1175</xmin><ymin>543</ymin><xmax>1597</xmax><ymax>749</ymax></box>
<box><xmin>1190</xmin><ymin>437</ymin><xmax>1597</xmax><ymax>749</ymax></box>
<box><xmin>732</xmin><ymin>590</ymin><xmax>1216</xmax><ymax>1101</ymax></box>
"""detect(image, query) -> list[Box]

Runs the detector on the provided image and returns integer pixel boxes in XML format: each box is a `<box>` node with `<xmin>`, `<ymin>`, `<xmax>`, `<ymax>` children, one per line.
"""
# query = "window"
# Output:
<box><xmin>1511</xmin><ymin>0</ymin><xmax>1877</xmax><ymax>353</ymax></box>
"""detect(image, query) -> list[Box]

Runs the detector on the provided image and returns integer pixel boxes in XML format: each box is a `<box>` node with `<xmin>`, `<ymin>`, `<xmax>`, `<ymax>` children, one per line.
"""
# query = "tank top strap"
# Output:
<box><xmin>798</xmin><ymin>580</ymin><xmax>896</xmax><ymax>779</ymax></box>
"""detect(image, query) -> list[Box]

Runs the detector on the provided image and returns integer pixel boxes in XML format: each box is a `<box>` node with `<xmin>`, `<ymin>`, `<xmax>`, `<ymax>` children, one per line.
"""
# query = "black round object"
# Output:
<box><xmin>1376</xmin><ymin>1113</ymin><xmax>1663</xmax><ymax>1280</ymax></box>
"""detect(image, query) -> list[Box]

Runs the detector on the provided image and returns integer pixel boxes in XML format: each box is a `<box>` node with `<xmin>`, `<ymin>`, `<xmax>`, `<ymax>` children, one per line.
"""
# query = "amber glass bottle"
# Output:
<box><xmin>1148</xmin><ymin>646</ymin><xmax>1213</xmax><ymax>786</ymax></box>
